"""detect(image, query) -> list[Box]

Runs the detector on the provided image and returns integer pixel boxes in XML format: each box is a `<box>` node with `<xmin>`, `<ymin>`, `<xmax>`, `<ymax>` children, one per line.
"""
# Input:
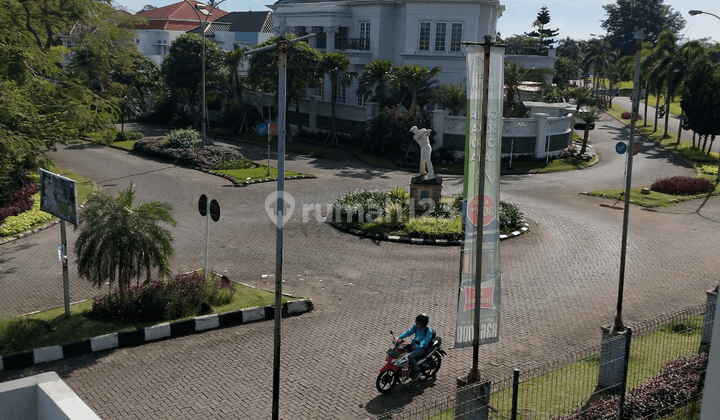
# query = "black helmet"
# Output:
<box><xmin>415</xmin><ymin>313</ymin><xmax>429</xmax><ymax>325</ymax></box>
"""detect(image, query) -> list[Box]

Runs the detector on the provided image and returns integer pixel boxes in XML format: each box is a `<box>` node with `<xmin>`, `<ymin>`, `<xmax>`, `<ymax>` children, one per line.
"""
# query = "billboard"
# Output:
<box><xmin>40</xmin><ymin>169</ymin><xmax>78</xmax><ymax>226</ymax></box>
<box><xmin>455</xmin><ymin>44</ymin><xmax>504</xmax><ymax>348</ymax></box>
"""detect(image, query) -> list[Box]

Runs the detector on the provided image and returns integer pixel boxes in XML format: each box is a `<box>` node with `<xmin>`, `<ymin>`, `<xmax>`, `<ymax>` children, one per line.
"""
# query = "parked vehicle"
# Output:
<box><xmin>375</xmin><ymin>330</ymin><xmax>446</xmax><ymax>393</ymax></box>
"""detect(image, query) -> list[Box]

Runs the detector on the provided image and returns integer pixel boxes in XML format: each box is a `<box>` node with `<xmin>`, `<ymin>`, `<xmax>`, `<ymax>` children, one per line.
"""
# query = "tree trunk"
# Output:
<box><xmin>643</xmin><ymin>85</ymin><xmax>649</xmax><ymax>127</ymax></box>
<box><xmin>653</xmin><ymin>95</ymin><xmax>660</xmax><ymax>133</ymax></box>
<box><xmin>677</xmin><ymin>119</ymin><xmax>682</xmax><ymax>145</ymax></box>
<box><xmin>702</xmin><ymin>134</ymin><xmax>709</xmax><ymax>153</ymax></box>
<box><xmin>580</xmin><ymin>127</ymin><xmax>589</xmax><ymax>155</ymax></box>
<box><xmin>707</xmin><ymin>135</ymin><xmax>715</xmax><ymax>155</ymax></box>
<box><xmin>663</xmin><ymin>93</ymin><xmax>671</xmax><ymax>137</ymax></box>
<box><xmin>692</xmin><ymin>131</ymin><xmax>696</xmax><ymax>149</ymax></box>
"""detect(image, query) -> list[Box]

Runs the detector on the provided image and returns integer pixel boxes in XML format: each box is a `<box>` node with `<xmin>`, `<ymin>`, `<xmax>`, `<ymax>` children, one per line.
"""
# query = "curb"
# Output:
<box><xmin>0</xmin><ymin>298</ymin><xmax>313</xmax><ymax>372</ymax></box>
<box><xmin>328</xmin><ymin>222</ymin><xmax>529</xmax><ymax>245</ymax></box>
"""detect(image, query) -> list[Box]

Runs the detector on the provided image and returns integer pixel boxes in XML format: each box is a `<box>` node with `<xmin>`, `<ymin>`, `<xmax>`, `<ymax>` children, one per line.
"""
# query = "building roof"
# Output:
<box><xmin>215</xmin><ymin>11</ymin><xmax>274</xmax><ymax>33</ymax></box>
<box><xmin>134</xmin><ymin>1</ymin><xmax>228</xmax><ymax>31</ymax></box>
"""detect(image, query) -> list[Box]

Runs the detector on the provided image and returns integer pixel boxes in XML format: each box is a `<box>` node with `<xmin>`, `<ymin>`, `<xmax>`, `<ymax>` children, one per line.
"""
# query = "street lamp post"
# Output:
<box><xmin>184</xmin><ymin>0</ymin><xmax>227</xmax><ymax>147</ymax></box>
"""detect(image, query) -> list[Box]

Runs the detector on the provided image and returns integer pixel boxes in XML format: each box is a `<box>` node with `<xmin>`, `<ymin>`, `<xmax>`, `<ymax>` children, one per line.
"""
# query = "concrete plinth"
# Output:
<box><xmin>598</xmin><ymin>326</ymin><xmax>629</xmax><ymax>392</ymax></box>
<box><xmin>409</xmin><ymin>175</ymin><xmax>443</xmax><ymax>215</ymax></box>
<box><xmin>702</xmin><ymin>289</ymin><xmax>717</xmax><ymax>346</ymax></box>
<box><xmin>454</xmin><ymin>376</ymin><xmax>490</xmax><ymax>420</ymax></box>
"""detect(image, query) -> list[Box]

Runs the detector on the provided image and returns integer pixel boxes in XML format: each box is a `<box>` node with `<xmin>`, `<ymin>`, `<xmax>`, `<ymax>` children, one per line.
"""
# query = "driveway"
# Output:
<box><xmin>1</xmin><ymin>117</ymin><xmax>717</xmax><ymax>419</ymax></box>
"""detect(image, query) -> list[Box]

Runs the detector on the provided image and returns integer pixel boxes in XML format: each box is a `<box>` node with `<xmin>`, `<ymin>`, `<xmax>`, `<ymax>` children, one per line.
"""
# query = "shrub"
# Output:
<box><xmin>388</xmin><ymin>186</ymin><xmax>409</xmax><ymax>204</ymax></box>
<box><xmin>0</xmin><ymin>192</ymin><xmax>55</xmax><ymax>236</ymax></box>
<box><xmin>400</xmin><ymin>216</ymin><xmax>462</xmax><ymax>240</ymax></box>
<box><xmin>162</xmin><ymin>128</ymin><xmax>201</xmax><ymax>149</ymax></box>
<box><xmin>430</xmin><ymin>200</ymin><xmax>454</xmax><ymax>218</ymax></box>
<box><xmin>620</xmin><ymin>111</ymin><xmax>642</xmax><ymax>120</ymax></box>
<box><xmin>364</xmin><ymin>107</ymin><xmax>433</xmax><ymax>154</ymax></box>
<box><xmin>499</xmin><ymin>201</ymin><xmax>525</xmax><ymax>233</ymax></box>
<box><xmin>700</xmin><ymin>164</ymin><xmax>718</xmax><ymax>176</ymax></box>
<box><xmin>383</xmin><ymin>202</ymin><xmax>408</xmax><ymax>227</ymax></box>
<box><xmin>552</xmin><ymin>352</ymin><xmax>707</xmax><ymax>420</ymax></box>
<box><xmin>133</xmin><ymin>138</ymin><xmax>245</xmax><ymax>168</ymax></box>
<box><xmin>0</xmin><ymin>315</ymin><xmax>53</xmax><ymax>354</ymax></box>
<box><xmin>332</xmin><ymin>190</ymin><xmax>389</xmax><ymax>222</ymax></box>
<box><xmin>651</xmin><ymin>176</ymin><xmax>713</xmax><ymax>196</ymax></box>
<box><xmin>115</xmin><ymin>131</ymin><xmax>144</xmax><ymax>142</ymax></box>
<box><xmin>0</xmin><ymin>180</ymin><xmax>38</xmax><ymax>223</ymax></box>
<box><xmin>87</xmin><ymin>272</ymin><xmax>235</xmax><ymax>323</ymax></box>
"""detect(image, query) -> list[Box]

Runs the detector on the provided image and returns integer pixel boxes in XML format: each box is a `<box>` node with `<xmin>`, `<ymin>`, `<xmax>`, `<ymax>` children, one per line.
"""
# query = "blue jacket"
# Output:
<box><xmin>399</xmin><ymin>325</ymin><xmax>433</xmax><ymax>349</ymax></box>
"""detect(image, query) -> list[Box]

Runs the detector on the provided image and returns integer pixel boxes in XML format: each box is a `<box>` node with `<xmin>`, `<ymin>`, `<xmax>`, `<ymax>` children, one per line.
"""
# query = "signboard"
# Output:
<box><xmin>40</xmin><ymin>169</ymin><xmax>78</xmax><ymax>225</ymax></box>
<box><xmin>455</xmin><ymin>44</ymin><xmax>504</xmax><ymax>348</ymax></box>
<box><xmin>269</xmin><ymin>123</ymin><xmax>279</xmax><ymax>136</ymax></box>
<box><xmin>615</xmin><ymin>142</ymin><xmax>627</xmax><ymax>155</ymax></box>
<box><xmin>256</xmin><ymin>123</ymin><xmax>269</xmax><ymax>136</ymax></box>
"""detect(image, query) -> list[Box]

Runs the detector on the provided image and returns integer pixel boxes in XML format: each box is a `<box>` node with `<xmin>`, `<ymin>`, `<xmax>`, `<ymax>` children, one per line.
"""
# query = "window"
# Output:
<box><xmin>359</xmin><ymin>22</ymin><xmax>370</xmax><ymax>40</ymax></box>
<box><xmin>418</xmin><ymin>21</ymin><xmax>463</xmax><ymax>53</ymax></box>
<box><xmin>357</xmin><ymin>92</ymin><xmax>367</xmax><ymax>106</ymax></box>
<box><xmin>434</xmin><ymin>23</ymin><xmax>446</xmax><ymax>52</ymax></box>
<box><xmin>451</xmin><ymin>23</ymin><xmax>463</xmax><ymax>52</ymax></box>
<box><xmin>336</xmin><ymin>78</ymin><xmax>346</xmax><ymax>104</ymax></box>
<box><xmin>419</xmin><ymin>22</ymin><xmax>431</xmax><ymax>51</ymax></box>
<box><xmin>336</xmin><ymin>27</ymin><xmax>349</xmax><ymax>50</ymax></box>
<box><xmin>316</xmin><ymin>82</ymin><xmax>325</xmax><ymax>100</ymax></box>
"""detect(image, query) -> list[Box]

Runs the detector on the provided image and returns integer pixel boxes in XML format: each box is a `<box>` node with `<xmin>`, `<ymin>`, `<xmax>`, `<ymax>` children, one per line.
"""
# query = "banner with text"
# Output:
<box><xmin>455</xmin><ymin>44</ymin><xmax>505</xmax><ymax>348</ymax></box>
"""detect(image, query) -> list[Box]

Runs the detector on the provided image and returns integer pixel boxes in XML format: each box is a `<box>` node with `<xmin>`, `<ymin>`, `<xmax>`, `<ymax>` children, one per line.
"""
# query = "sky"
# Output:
<box><xmin>115</xmin><ymin>0</ymin><xmax>719</xmax><ymax>44</ymax></box>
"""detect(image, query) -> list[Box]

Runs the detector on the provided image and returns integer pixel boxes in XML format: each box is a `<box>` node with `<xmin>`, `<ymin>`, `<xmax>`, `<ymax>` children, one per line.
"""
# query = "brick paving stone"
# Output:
<box><xmin>1</xmin><ymin>118</ymin><xmax>718</xmax><ymax>419</ymax></box>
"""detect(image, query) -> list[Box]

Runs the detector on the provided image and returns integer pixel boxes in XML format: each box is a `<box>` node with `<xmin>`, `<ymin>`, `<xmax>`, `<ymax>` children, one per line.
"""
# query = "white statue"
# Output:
<box><xmin>410</xmin><ymin>126</ymin><xmax>434</xmax><ymax>179</ymax></box>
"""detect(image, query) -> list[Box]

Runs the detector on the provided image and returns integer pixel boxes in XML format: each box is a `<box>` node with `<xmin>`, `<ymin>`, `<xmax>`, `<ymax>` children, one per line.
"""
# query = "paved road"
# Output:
<box><xmin>612</xmin><ymin>96</ymin><xmax>719</xmax><ymax>155</ymax></box>
<box><xmin>1</xmin><ymin>115</ymin><xmax>718</xmax><ymax>419</ymax></box>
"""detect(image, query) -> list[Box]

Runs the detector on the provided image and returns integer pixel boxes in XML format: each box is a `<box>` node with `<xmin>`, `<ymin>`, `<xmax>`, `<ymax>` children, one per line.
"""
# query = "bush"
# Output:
<box><xmin>162</xmin><ymin>128</ymin><xmax>201</xmax><ymax>149</ymax></box>
<box><xmin>620</xmin><ymin>111</ymin><xmax>642</xmax><ymax>120</ymax></box>
<box><xmin>0</xmin><ymin>315</ymin><xmax>54</xmax><ymax>354</ymax></box>
<box><xmin>133</xmin><ymin>138</ymin><xmax>245</xmax><ymax>168</ymax></box>
<box><xmin>552</xmin><ymin>352</ymin><xmax>707</xmax><ymax>420</ymax></box>
<box><xmin>499</xmin><ymin>201</ymin><xmax>525</xmax><ymax>233</ymax></box>
<box><xmin>0</xmin><ymin>180</ymin><xmax>38</xmax><ymax>223</ymax></box>
<box><xmin>651</xmin><ymin>176</ymin><xmax>713</xmax><ymax>196</ymax></box>
<box><xmin>87</xmin><ymin>272</ymin><xmax>235</xmax><ymax>323</ymax></box>
<box><xmin>364</xmin><ymin>107</ymin><xmax>433</xmax><ymax>154</ymax></box>
<box><xmin>700</xmin><ymin>164</ymin><xmax>718</xmax><ymax>176</ymax></box>
<box><xmin>388</xmin><ymin>186</ymin><xmax>409</xmax><ymax>204</ymax></box>
<box><xmin>115</xmin><ymin>131</ymin><xmax>144</xmax><ymax>142</ymax></box>
<box><xmin>212</xmin><ymin>158</ymin><xmax>256</xmax><ymax>170</ymax></box>
<box><xmin>0</xmin><ymin>192</ymin><xmax>55</xmax><ymax>236</ymax></box>
<box><xmin>331</xmin><ymin>190</ymin><xmax>389</xmax><ymax>222</ymax></box>
<box><xmin>400</xmin><ymin>216</ymin><xmax>462</xmax><ymax>240</ymax></box>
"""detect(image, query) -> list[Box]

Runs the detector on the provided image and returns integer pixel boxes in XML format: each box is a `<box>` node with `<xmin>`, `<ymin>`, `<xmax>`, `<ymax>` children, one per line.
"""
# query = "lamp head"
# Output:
<box><xmin>195</xmin><ymin>4</ymin><xmax>211</xmax><ymax>15</ymax></box>
<box><xmin>688</xmin><ymin>10</ymin><xmax>703</xmax><ymax>16</ymax></box>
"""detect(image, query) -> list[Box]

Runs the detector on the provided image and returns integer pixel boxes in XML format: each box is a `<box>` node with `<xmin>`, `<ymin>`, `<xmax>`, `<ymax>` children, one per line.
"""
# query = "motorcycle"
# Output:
<box><xmin>375</xmin><ymin>330</ymin><xmax>447</xmax><ymax>393</ymax></box>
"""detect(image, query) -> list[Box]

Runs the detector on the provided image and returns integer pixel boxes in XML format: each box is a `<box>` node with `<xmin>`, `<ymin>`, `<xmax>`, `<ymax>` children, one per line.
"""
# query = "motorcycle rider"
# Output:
<box><xmin>396</xmin><ymin>313</ymin><xmax>433</xmax><ymax>380</ymax></box>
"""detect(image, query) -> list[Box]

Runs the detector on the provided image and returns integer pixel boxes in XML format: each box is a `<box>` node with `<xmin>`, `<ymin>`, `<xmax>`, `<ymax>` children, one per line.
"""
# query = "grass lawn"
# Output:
<box><xmin>0</xmin><ymin>282</ymin><xmax>294</xmax><ymax>355</ymax></box>
<box><xmin>587</xmin><ymin>173</ymin><xmax>720</xmax><ymax>208</ymax></box>
<box><xmin>598</xmin><ymin>80</ymin><xmax>682</xmax><ymax>116</ymax></box>
<box><xmin>215</xmin><ymin>164</ymin><xmax>311</xmax><ymax>182</ymax></box>
<box><xmin>504</xmin><ymin>154</ymin><xmax>596</xmax><ymax>174</ymax></box>
<box><xmin>113</xmin><ymin>140</ymin><xmax>137</xmax><ymax>150</ymax></box>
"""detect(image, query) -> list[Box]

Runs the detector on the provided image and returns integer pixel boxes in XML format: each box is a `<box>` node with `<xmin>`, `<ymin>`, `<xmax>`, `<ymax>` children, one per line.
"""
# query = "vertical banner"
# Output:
<box><xmin>455</xmin><ymin>44</ymin><xmax>504</xmax><ymax>348</ymax></box>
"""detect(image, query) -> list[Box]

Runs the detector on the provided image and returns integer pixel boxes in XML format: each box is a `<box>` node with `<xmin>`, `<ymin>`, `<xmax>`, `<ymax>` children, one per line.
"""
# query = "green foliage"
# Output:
<box><xmin>387</xmin><ymin>64</ymin><xmax>442</xmax><ymax>112</ymax></box>
<box><xmin>74</xmin><ymin>185</ymin><xmax>177</xmax><ymax>293</ymax></box>
<box><xmin>162</xmin><ymin>128</ymin><xmax>201</xmax><ymax>149</ymax></box>
<box><xmin>0</xmin><ymin>315</ymin><xmax>52</xmax><ymax>354</ymax></box>
<box><xmin>0</xmin><ymin>193</ymin><xmax>54</xmax><ymax>236</ymax></box>
<box><xmin>357</xmin><ymin>59</ymin><xmax>395</xmax><ymax>107</ymax></box>
<box><xmin>115</xmin><ymin>131</ymin><xmax>145</xmax><ymax>142</ymax></box>
<box><xmin>211</xmin><ymin>158</ymin><xmax>256</xmax><ymax>170</ymax></box>
<box><xmin>364</xmin><ymin>106</ymin><xmax>433</xmax><ymax>154</ymax></box>
<box><xmin>601</xmin><ymin>0</ymin><xmax>686</xmax><ymax>55</ymax></box>
<box><xmin>504</xmin><ymin>63</ymin><xmax>551</xmax><ymax>117</ymax></box>
<box><xmin>499</xmin><ymin>201</ymin><xmax>525</xmax><ymax>232</ymax></box>
<box><xmin>700</xmin><ymin>164</ymin><xmax>718</xmax><ymax>176</ymax></box>
<box><xmin>524</xmin><ymin>7</ymin><xmax>559</xmax><ymax>48</ymax></box>
<box><xmin>553</xmin><ymin>57</ymin><xmax>578</xmax><ymax>90</ymax></box>
<box><xmin>433</xmin><ymin>83</ymin><xmax>467</xmax><ymax>116</ymax></box>
<box><xmin>388</xmin><ymin>186</ymin><xmax>410</xmax><ymax>203</ymax></box>
<box><xmin>383</xmin><ymin>201</ymin><xmax>408</xmax><ymax>228</ymax></box>
<box><xmin>400</xmin><ymin>216</ymin><xmax>462</xmax><ymax>240</ymax></box>
<box><xmin>332</xmin><ymin>190</ymin><xmax>390</xmax><ymax>221</ymax></box>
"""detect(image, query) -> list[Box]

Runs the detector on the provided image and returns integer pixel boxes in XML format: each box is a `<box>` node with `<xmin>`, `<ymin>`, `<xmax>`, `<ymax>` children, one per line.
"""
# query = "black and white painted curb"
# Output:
<box><xmin>329</xmin><ymin>222</ymin><xmax>529</xmax><ymax>246</ymax></box>
<box><xmin>0</xmin><ymin>298</ymin><xmax>312</xmax><ymax>372</ymax></box>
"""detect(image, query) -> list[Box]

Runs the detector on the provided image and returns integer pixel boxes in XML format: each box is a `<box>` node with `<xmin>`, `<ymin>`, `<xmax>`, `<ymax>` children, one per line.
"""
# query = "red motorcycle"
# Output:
<box><xmin>376</xmin><ymin>330</ymin><xmax>446</xmax><ymax>393</ymax></box>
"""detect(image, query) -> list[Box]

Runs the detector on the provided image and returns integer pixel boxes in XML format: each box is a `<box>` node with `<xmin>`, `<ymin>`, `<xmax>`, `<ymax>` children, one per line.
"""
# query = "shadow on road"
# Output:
<box><xmin>364</xmin><ymin>376</ymin><xmax>441</xmax><ymax>416</ymax></box>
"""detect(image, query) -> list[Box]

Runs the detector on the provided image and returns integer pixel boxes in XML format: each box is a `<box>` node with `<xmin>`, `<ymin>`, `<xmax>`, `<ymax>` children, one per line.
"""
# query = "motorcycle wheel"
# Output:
<box><xmin>420</xmin><ymin>353</ymin><xmax>442</xmax><ymax>378</ymax></box>
<box><xmin>376</xmin><ymin>370</ymin><xmax>398</xmax><ymax>394</ymax></box>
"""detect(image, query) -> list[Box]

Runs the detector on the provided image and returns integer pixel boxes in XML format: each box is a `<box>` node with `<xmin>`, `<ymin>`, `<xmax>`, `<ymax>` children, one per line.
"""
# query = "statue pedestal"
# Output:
<box><xmin>409</xmin><ymin>175</ymin><xmax>443</xmax><ymax>215</ymax></box>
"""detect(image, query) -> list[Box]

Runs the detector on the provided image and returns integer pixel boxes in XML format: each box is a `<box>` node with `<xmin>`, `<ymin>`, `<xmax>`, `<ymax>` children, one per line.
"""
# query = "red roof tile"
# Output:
<box><xmin>135</xmin><ymin>1</ymin><xmax>227</xmax><ymax>30</ymax></box>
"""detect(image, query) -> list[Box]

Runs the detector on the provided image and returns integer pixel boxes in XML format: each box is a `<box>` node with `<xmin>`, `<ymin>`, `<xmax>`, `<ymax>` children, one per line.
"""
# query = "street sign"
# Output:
<box><xmin>199</xmin><ymin>194</ymin><xmax>208</xmax><ymax>216</ymax></box>
<box><xmin>615</xmin><ymin>142</ymin><xmax>627</xmax><ymax>155</ymax></box>
<box><xmin>256</xmin><ymin>123</ymin><xmax>269</xmax><ymax>136</ymax></box>
<box><xmin>269</xmin><ymin>123</ymin><xmax>279</xmax><ymax>136</ymax></box>
<box><xmin>633</xmin><ymin>143</ymin><xmax>640</xmax><ymax>156</ymax></box>
<box><xmin>40</xmin><ymin>169</ymin><xmax>78</xmax><ymax>225</ymax></box>
<box><xmin>210</xmin><ymin>199</ymin><xmax>220</xmax><ymax>222</ymax></box>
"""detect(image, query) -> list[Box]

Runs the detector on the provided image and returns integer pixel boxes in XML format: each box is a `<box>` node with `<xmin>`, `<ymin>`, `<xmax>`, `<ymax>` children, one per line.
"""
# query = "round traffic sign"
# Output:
<box><xmin>269</xmin><ymin>123</ymin><xmax>279</xmax><ymax>136</ymax></box>
<box><xmin>633</xmin><ymin>143</ymin><xmax>640</xmax><ymax>156</ymax></box>
<box><xmin>615</xmin><ymin>142</ymin><xmax>627</xmax><ymax>155</ymax></box>
<box><xmin>198</xmin><ymin>194</ymin><xmax>207</xmax><ymax>217</ymax></box>
<box><xmin>210</xmin><ymin>199</ymin><xmax>220</xmax><ymax>222</ymax></box>
<box><xmin>467</xmin><ymin>193</ymin><xmax>495</xmax><ymax>227</ymax></box>
<box><xmin>256</xmin><ymin>123</ymin><xmax>268</xmax><ymax>136</ymax></box>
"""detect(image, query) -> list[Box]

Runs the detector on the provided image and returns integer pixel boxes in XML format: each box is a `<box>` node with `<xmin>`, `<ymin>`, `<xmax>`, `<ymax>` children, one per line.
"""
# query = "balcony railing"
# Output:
<box><xmin>335</xmin><ymin>38</ymin><xmax>370</xmax><ymax>51</ymax></box>
<box><xmin>505</xmin><ymin>43</ymin><xmax>549</xmax><ymax>56</ymax></box>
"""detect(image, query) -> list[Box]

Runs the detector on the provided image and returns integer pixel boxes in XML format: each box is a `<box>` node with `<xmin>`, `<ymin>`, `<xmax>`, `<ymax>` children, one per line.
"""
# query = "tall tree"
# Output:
<box><xmin>357</xmin><ymin>59</ymin><xmax>395</xmax><ymax>107</ymax></box>
<box><xmin>503</xmin><ymin>63</ymin><xmax>549</xmax><ymax>117</ymax></box>
<box><xmin>433</xmin><ymin>83</ymin><xmax>466</xmax><ymax>116</ymax></box>
<box><xmin>557</xmin><ymin>37</ymin><xmax>582</xmax><ymax>61</ymax></box>
<box><xmin>162</xmin><ymin>33</ymin><xmax>226</xmax><ymax>129</ymax></box>
<box><xmin>601</xmin><ymin>0</ymin><xmax>685</xmax><ymax>55</ymax></box>
<box><xmin>74</xmin><ymin>186</ymin><xmax>176</xmax><ymax>296</ymax></box>
<box><xmin>319</xmin><ymin>52</ymin><xmax>355</xmax><ymax>145</ymax></box>
<box><xmin>577</xmin><ymin>106</ymin><xmax>603</xmax><ymax>155</ymax></box>
<box><xmin>247</xmin><ymin>34</ymin><xmax>322</xmax><ymax>141</ymax></box>
<box><xmin>386</xmin><ymin>64</ymin><xmax>441</xmax><ymax>118</ymax></box>
<box><xmin>525</xmin><ymin>7</ymin><xmax>559</xmax><ymax>49</ymax></box>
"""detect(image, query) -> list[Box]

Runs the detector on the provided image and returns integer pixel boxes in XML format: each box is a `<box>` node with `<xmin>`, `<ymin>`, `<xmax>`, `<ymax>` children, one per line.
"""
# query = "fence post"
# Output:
<box><xmin>617</xmin><ymin>327</ymin><xmax>633</xmax><ymax>420</ymax></box>
<box><xmin>511</xmin><ymin>369</ymin><xmax>519</xmax><ymax>420</ymax></box>
<box><xmin>432</xmin><ymin>109</ymin><xmax>448</xmax><ymax>149</ymax></box>
<box><xmin>455</xmin><ymin>377</ymin><xmax>490</xmax><ymax>420</ymax></box>
<box><xmin>534</xmin><ymin>113</ymin><xmax>549</xmax><ymax>159</ymax></box>
<box><xmin>598</xmin><ymin>326</ymin><xmax>629</xmax><ymax>392</ymax></box>
<box><xmin>702</xmin><ymin>288</ymin><xmax>717</xmax><ymax>345</ymax></box>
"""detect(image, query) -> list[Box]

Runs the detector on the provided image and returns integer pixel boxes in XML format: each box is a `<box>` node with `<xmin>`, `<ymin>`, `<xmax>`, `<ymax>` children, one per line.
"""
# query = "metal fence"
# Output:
<box><xmin>370</xmin><ymin>303</ymin><xmax>711</xmax><ymax>420</ymax></box>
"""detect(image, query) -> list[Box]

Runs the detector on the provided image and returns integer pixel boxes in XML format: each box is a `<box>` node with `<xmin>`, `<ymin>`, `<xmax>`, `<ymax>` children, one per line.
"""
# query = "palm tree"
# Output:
<box><xmin>320</xmin><ymin>52</ymin><xmax>355</xmax><ymax>145</ymax></box>
<box><xmin>433</xmin><ymin>83</ymin><xmax>466</xmax><ymax>116</ymax></box>
<box><xmin>581</xmin><ymin>38</ymin><xmax>610</xmax><ymax>92</ymax></box>
<box><xmin>224</xmin><ymin>45</ymin><xmax>247</xmax><ymax>102</ymax></box>
<box><xmin>577</xmin><ymin>106</ymin><xmax>602</xmax><ymax>155</ymax></box>
<box><xmin>569</xmin><ymin>85</ymin><xmax>599</xmax><ymax>112</ymax></box>
<box><xmin>357</xmin><ymin>58</ymin><xmax>394</xmax><ymax>106</ymax></box>
<box><xmin>386</xmin><ymin>64</ymin><xmax>441</xmax><ymax>120</ymax></box>
<box><xmin>74</xmin><ymin>185</ymin><xmax>177</xmax><ymax>296</ymax></box>
<box><xmin>504</xmin><ymin>63</ymin><xmax>550</xmax><ymax>117</ymax></box>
